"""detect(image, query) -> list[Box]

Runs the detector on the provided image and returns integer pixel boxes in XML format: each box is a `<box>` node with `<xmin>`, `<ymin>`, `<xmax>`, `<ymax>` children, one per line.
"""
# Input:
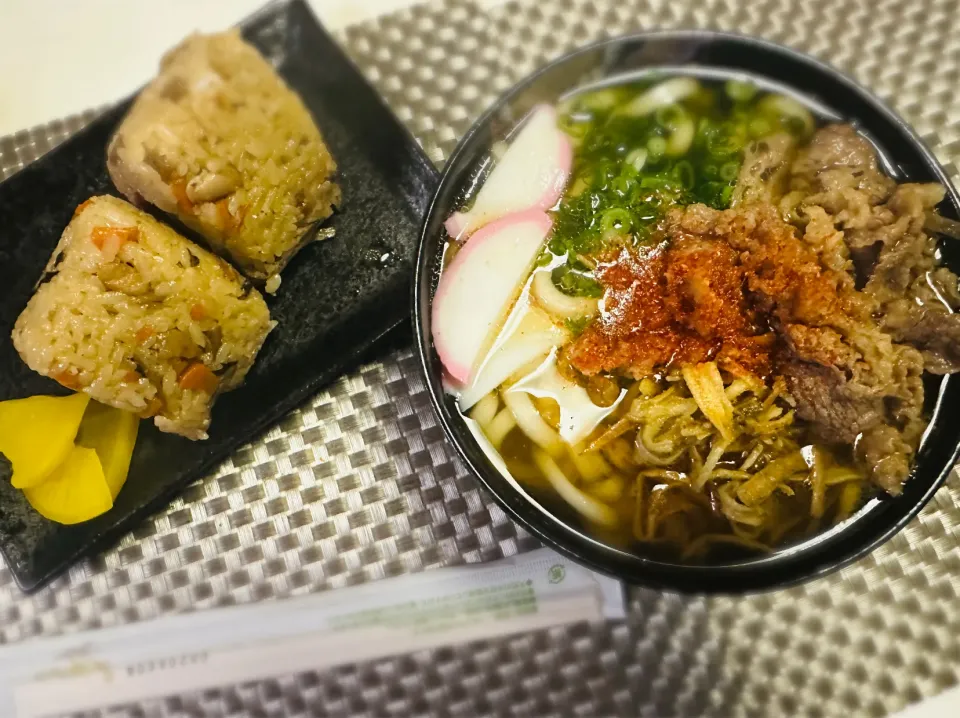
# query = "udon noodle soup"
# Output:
<box><xmin>431</xmin><ymin>73</ymin><xmax>960</xmax><ymax>561</ymax></box>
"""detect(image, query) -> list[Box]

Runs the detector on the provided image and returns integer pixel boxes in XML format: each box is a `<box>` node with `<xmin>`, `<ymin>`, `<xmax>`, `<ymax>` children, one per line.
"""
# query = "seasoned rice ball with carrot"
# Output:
<box><xmin>107</xmin><ymin>29</ymin><xmax>341</xmax><ymax>285</ymax></box>
<box><xmin>12</xmin><ymin>196</ymin><xmax>274</xmax><ymax>440</ymax></box>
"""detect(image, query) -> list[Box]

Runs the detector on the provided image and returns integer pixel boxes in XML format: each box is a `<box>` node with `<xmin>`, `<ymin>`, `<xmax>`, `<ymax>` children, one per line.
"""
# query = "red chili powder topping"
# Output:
<box><xmin>568</xmin><ymin>237</ymin><xmax>773</xmax><ymax>379</ymax></box>
<box><xmin>567</xmin><ymin>203</ymin><xmax>859</xmax><ymax>380</ymax></box>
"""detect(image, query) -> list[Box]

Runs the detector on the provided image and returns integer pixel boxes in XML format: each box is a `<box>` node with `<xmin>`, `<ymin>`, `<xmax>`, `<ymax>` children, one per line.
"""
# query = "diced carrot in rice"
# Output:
<box><xmin>178</xmin><ymin>363</ymin><xmax>219</xmax><ymax>393</ymax></box>
<box><xmin>91</xmin><ymin>226</ymin><xmax>139</xmax><ymax>262</ymax></box>
<box><xmin>216</xmin><ymin>198</ymin><xmax>234</xmax><ymax>230</ymax></box>
<box><xmin>171</xmin><ymin>179</ymin><xmax>194</xmax><ymax>214</ymax></box>
<box><xmin>73</xmin><ymin>198</ymin><xmax>95</xmax><ymax>218</ymax></box>
<box><xmin>91</xmin><ymin>226</ymin><xmax>139</xmax><ymax>250</ymax></box>
<box><xmin>52</xmin><ymin>369</ymin><xmax>82</xmax><ymax>390</ymax></box>
<box><xmin>145</xmin><ymin>397</ymin><xmax>164</xmax><ymax>417</ymax></box>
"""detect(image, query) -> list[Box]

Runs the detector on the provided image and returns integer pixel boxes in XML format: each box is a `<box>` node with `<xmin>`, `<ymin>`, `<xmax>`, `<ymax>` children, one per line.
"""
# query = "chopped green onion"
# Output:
<box><xmin>550</xmin><ymin>79</ymin><xmax>799</xmax><ymax>280</ymax></box>
<box><xmin>593</xmin><ymin>160</ymin><xmax>617</xmax><ymax>188</ymax></box>
<box><xmin>579</xmin><ymin>88</ymin><xmax>621</xmax><ymax>112</ymax></box>
<box><xmin>724</xmin><ymin>79</ymin><xmax>757</xmax><ymax>103</ymax></box>
<box><xmin>706</xmin><ymin>132</ymin><xmax>742</xmax><ymax>158</ymax></box>
<box><xmin>655</xmin><ymin>104</ymin><xmax>684</xmax><ymax>128</ymax></box>
<box><xmin>784</xmin><ymin>116</ymin><xmax>807</xmax><ymax>136</ymax></box>
<box><xmin>553</xmin><ymin>265</ymin><xmax>603</xmax><ymax>298</ymax></box>
<box><xmin>567</xmin><ymin>175</ymin><xmax>589</xmax><ymax>198</ymax></box>
<box><xmin>625</xmin><ymin>148</ymin><xmax>648</xmax><ymax>173</ymax></box>
<box><xmin>757</xmin><ymin>94</ymin><xmax>815</xmax><ymax>137</ymax></box>
<box><xmin>600</xmin><ymin>207</ymin><xmax>633</xmax><ymax>234</ymax></box>
<box><xmin>610</xmin><ymin>175</ymin><xmax>634</xmax><ymax>197</ymax></box>
<box><xmin>720</xmin><ymin>161</ymin><xmax>741</xmax><ymax>182</ymax></box>
<box><xmin>564</xmin><ymin>316</ymin><xmax>592</xmax><ymax>336</ymax></box>
<box><xmin>639</xmin><ymin>176</ymin><xmax>679</xmax><ymax>191</ymax></box>
<box><xmin>748</xmin><ymin>117</ymin><xmax>773</xmax><ymax>139</ymax></box>
<box><xmin>665</xmin><ymin>113</ymin><xmax>695</xmax><ymax>156</ymax></box>
<box><xmin>647</xmin><ymin>136</ymin><xmax>667</xmax><ymax>158</ymax></box>
<box><xmin>558</xmin><ymin>113</ymin><xmax>592</xmax><ymax>138</ymax></box>
<box><xmin>695</xmin><ymin>181</ymin><xmax>735</xmax><ymax>210</ymax></box>
<box><xmin>672</xmin><ymin>160</ymin><xmax>696</xmax><ymax>189</ymax></box>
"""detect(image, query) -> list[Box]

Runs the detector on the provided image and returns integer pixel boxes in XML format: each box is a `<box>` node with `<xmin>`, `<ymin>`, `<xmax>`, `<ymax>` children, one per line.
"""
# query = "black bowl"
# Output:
<box><xmin>413</xmin><ymin>30</ymin><xmax>960</xmax><ymax>593</ymax></box>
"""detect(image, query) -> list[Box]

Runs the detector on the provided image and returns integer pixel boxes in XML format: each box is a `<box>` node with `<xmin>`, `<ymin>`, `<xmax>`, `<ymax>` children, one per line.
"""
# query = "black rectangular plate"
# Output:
<box><xmin>0</xmin><ymin>0</ymin><xmax>438</xmax><ymax>591</ymax></box>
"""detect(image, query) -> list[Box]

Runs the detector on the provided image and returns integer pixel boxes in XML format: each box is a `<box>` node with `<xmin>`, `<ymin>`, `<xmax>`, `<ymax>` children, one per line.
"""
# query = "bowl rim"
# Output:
<box><xmin>412</xmin><ymin>28</ymin><xmax>960</xmax><ymax>593</ymax></box>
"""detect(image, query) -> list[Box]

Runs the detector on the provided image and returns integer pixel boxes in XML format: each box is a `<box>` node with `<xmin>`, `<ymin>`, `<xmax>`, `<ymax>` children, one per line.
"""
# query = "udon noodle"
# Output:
<box><xmin>469</xmin><ymin>356</ymin><xmax>866</xmax><ymax>559</ymax></box>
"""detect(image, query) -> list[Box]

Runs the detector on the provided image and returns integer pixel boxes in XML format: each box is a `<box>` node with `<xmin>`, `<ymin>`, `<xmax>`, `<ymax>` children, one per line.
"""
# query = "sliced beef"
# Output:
<box><xmin>780</xmin><ymin>125</ymin><xmax>960</xmax><ymax>375</ymax></box>
<box><xmin>854</xmin><ymin>183</ymin><xmax>960</xmax><ymax>373</ymax></box>
<box><xmin>781</xmin><ymin>323</ymin><xmax>857</xmax><ymax>369</ymax></box>
<box><xmin>800</xmin><ymin>205</ymin><xmax>856</xmax><ymax>286</ymax></box>
<box><xmin>782</xmin><ymin>342</ymin><xmax>924</xmax><ymax>493</ymax></box>
<box><xmin>731</xmin><ymin>133</ymin><xmax>795</xmax><ymax>207</ymax></box>
<box><xmin>667</xmin><ymin>202</ymin><xmax>854</xmax><ymax>326</ymax></box>
<box><xmin>789</xmin><ymin>124</ymin><xmax>896</xmax><ymax>216</ymax></box>
<box><xmin>782</xmin><ymin>360</ymin><xmax>883</xmax><ymax>444</ymax></box>
<box><xmin>882</xmin><ymin>299</ymin><xmax>960</xmax><ymax>374</ymax></box>
<box><xmin>779</xmin><ymin>321</ymin><xmax>917</xmax><ymax>437</ymax></box>
<box><xmin>666</xmin><ymin>202</ymin><xmax>931</xmax><ymax>493</ymax></box>
<box><xmin>792</xmin><ymin>124</ymin><xmax>882</xmax><ymax>176</ymax></box>
<box><xmin>781</xmin><ymin>319</ymin><xmax>926</xmax><ymax>493</ymax></box>
<box><xmin>844</xmin><ymin>183</ymin><xmax>960</xmax><ymax>374</ymax></box>
<box><xmin>929</xmin><ymin>266</ymin><xmax>960</xmax><ymax>307</ymax></box>
<box><xmin>858</xmin><ymin>425</ymin><xmax>914</xmax><ymax>495</ymax></box>
<box><xmin>859</xmin><ymin>184</ymin><xmax>944</xmax><ymax>298</ymax></box>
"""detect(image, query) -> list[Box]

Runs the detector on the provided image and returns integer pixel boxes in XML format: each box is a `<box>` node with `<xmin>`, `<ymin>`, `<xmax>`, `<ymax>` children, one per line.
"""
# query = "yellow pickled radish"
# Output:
<box><xmin>23</xmin><ymin>446</ymin><xmax>113</xmax><ymax>525</ymax></box>
<box><xmin>0</xmin><ymin>393</ymin><xmax>90</xmax><ymax>489</ymax></box>
<box><xmin>76</xmin><ymin>402</ymin><xmax>139</xmax><ymax>499</ymax></box>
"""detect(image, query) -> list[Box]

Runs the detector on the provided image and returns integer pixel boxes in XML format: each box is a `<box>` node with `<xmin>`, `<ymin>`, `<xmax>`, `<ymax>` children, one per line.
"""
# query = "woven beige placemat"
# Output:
<box><xmin>1</xmin><ymin>1</ymin><xmax>959</xmax><ymax>716</ymax></box>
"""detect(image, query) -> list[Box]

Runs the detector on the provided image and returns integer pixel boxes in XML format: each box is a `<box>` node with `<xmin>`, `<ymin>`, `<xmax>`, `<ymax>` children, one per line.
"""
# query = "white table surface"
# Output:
<box><xmin>0</xmin><ymin>0</ymin><xmax>433</xmax><ymax>138</ymax></box>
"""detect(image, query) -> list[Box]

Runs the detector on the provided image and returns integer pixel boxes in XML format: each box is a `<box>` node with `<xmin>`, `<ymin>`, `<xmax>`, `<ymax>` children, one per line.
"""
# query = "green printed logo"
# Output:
<box><xmin>547</xmin><ymin>564</ymin><xmax>566</xmax><ymax>584</ymax></box>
